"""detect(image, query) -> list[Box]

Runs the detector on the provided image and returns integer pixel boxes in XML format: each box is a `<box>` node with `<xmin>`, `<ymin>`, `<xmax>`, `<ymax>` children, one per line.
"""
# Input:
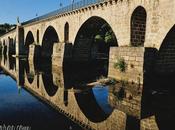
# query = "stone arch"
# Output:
<box><xmin>64</xmin><ymin>22</ymin><xmax>69</xmax><ymax>43</ymax></box>
<box><xmin>73</xmin><ymin>16</ymin><xmax>118</xmax><ymax>57</ymax></box>
<box><xmin>2</xmin><ymin>39</ymin><xmax>7</xmax><ymax>55</ymax></box>
<box><xmin>37</xmin><ymin>29</ymin><xmax>39</xmax><ymax>44</ymax></box>
<box><xmin>7</xmin><ymin>37</ymin><xmax>11</xmax><ymax>55</ymax></box>
<box><xmin>130</xmin><ymin>6</ymin><xmax>147</xmax><ymax>47</ymax></box>
<box><xmin>41</xmin><ymin>26</ymin><xmax>59</xmax><ymax>58</ymax></box>
<box><xmin>41</xmin><ymin>60</ymin><xmax>58</xmax><ymax>97</ymax></box>
<box><xmin>25</xmin><ymin>60</ymin><xmax>35</xmax><ymax>84</ymax></box>
<box><xmin>75</xmin><ymin>87</ymin><xmax>113</xmax><ymax>122</ymax></box>
<box><xmin>25</xmin><ymin>31</ymin><xmax>35</xmax><ymax>56</ymax></box>
<box><xmin>72</xmin><ymin>16</ymin><xmax>118</xmax><ymax>77</ymax></box>
<box><xmin>8</xmin><ymin>37</ymin><xmax>15</xmax><ymax>55</ymax></box>
<box><xmin>3</xmin><ymin>39</ymin><xmax>5</xmax><ymax>46</ymax></box>
<box><xmin>155</xmin><ymin>25</ymin><xmax>175</xmax><ymax>75</ymax></box>
<box><xmin>13</xmin><ymin>37</ymin><xmax>16</xmax><ymax>54</ymax></box>
<box><xmin>0</xmin><ymin>41</ymin><xmax>2</xmax><ymax>54</ymax></box>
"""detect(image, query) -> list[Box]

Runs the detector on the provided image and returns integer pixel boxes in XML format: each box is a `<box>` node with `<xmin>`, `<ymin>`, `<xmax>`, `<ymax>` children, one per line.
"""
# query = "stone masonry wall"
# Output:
<box><xmin>108</xmin><ymin>47</ymin><xmax>144</xmax><ymax>84</ymax></box>
<box><xmin>52</xmin><ymin>42</ymin><xmax>65</xmax><ymax>67</ymax></box>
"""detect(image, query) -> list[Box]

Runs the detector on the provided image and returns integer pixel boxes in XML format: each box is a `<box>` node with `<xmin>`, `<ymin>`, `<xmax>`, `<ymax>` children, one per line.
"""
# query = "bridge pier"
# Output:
<box><xmin>108</xmin><ymin>46</ymin><xmax>159</xmax><ymax>130</ymax></box>
<box><xmin>15</xmin><ymin>58</ymin><xmax>25</xmax><ymax>86</ymax></box>
<box><xmin>16</xmin><ymin>25</ymin><xmax>25</xmax><ymax>56</ymax></box>
<box><xmin>52</xmin><ymin>42</ymin><xmax>73</xmax><ymax>67</ymax></box>
<box><xmin>52</xmin><ymin>42</ymin><xmax>65</xmax><ymax>67</ymax></box>
<box><xmin>28</xmin><ymin>44</ymin><xmax>41</xmax><ymax>61</ymax></box>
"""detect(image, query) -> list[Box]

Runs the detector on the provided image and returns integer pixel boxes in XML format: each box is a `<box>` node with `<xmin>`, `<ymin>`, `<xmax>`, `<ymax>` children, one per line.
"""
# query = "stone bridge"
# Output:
<box><xmin>0</xmin><ymin>0</ymin><xmax>174</xmax><ymax>80</ymax></box>
<box><xmin>1</xmin><ymin>0</ymin><xmax>175</xmax><ymax>130</ymax></box>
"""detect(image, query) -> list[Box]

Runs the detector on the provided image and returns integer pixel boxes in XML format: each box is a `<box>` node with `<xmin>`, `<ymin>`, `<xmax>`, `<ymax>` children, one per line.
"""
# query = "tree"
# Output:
<box><xmin>94</xmin><ymin>23</ymin><xmax>116</xmax><ymax>45</ymax></box>
<box><xmin>0</xmin><ymin>23</ymin><xmax>16</xmax><ymax>36</ymax></box>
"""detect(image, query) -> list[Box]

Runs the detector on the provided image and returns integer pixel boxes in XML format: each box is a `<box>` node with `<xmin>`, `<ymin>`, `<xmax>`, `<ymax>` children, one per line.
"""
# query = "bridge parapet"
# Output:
<box><xmin>22</xmin><ymin>0</ymin><xmax>108</xmax><ymax>25</ymax></box>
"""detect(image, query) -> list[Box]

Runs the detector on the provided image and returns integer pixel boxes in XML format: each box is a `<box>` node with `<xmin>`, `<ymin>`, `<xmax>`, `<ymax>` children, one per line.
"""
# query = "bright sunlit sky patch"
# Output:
<box><xmin>0</xmin><ymin>0</ymin><xmax>76</xmax><ymax>24</ymax></box>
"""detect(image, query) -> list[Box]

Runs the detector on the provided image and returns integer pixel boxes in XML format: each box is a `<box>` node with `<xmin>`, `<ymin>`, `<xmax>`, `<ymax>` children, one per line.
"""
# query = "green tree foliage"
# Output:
<box><xmin>94</xmin><ymin>23</ymin><xmax>116</xmax><ymax>45</ymax></box>
<box><xmin>94</xmin><ymin>34</ymin><xmax>103</xmax><ymax>42</ymax></box>
<box><xmin>0</xmin><ymin>23</ymin><xmax>16</xmax><ymax>36</ymax></box>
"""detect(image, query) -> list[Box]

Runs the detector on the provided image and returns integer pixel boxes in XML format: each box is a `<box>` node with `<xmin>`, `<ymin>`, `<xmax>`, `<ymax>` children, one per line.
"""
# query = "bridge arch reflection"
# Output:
<box><xmin>41</xmin><ymin>60</ymin><xmax>59</xmax><ymax>97</ymax></box>
<box><xmin>24</xmin><ymin>60</ymin><xmax>35</xmax><ymax>84</ymax></box>
<box><xmin>25</xmin><ymin>31</ymin><xmax>35</xmax><ymax>57</ymax></box>
<box><xmin>75</xmin><ymin>86</ymin><xmax>113</xmax><ymax>123</ymax></box>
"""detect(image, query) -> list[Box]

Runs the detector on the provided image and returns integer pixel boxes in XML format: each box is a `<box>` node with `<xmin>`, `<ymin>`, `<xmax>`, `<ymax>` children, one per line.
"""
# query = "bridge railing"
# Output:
<box><xmin>22</xmin><ymin>0</ymin><xmax>106</xmax><ymax>25</ymax></box>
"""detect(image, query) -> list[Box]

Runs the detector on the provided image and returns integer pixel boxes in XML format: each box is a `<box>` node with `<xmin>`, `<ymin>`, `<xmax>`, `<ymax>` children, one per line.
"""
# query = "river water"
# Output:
<box><xmin>2</xmin><ymin>54</ymin><xmax>175</xmax><ymax>130</ymax></box>
<box><xmin>0</xmin><ymin>71</ymin><xmax>83</xmax><ymax>130</ymax></box>
<box><xmin>0</xmin><ymin>55</ymin><xmax>117</xmax><ymax>130</ymax></box>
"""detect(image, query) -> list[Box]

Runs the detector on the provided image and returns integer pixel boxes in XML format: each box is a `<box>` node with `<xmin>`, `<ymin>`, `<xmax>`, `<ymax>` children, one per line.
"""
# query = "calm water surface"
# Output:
<box><xmin>0</xmin><ymin>72</ymin><xmax>83</xmax><ymax>130</ymax></box>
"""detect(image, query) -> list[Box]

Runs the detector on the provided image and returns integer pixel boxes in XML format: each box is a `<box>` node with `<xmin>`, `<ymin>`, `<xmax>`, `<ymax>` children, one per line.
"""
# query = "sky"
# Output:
<box><xmin>0</xmin><ymin>0</ymin><xmax>75</xmax><ymax>24</ymax></box>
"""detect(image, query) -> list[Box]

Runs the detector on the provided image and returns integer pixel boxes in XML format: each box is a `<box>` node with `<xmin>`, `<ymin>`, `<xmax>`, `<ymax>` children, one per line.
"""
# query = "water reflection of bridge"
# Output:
<box><xmin>0</xmin><ymin>56</ymin><xmax>128</xmax><ymax>130</ymax></box>
<box><xmin>2</xmin><ymin>51</ymin><xmax>175</xmax><ymax>130</ymax></box>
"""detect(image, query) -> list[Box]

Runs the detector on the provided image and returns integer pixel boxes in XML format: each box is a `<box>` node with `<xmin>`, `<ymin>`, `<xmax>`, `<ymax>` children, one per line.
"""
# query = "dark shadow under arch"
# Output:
<box><xmin>13</xmin><ymin>37</ymin><xmax>16</xmax><ymax>55</ymax></box>
<box><xmin>37</xmin><ymin>30</ymin><xmax>39</xmax><ymax>44</ymax></box>
<box><xmin>41</xmin><ymin>26</ymin><xmax>59</xmax><ymax>59</ymax></box>
<box><xmin>41</xmin><ymin>60</ymin><xmax>58</xmax><ymax>97</ymax></box>
<box><xmin>25</xmin><ymin>31</ymin><xmax>34</xmax><ymax>56</ymax></box>
<box><xmin>155</xmin><ymin>25</ymin><xmax>175</xmax><ymax>75</ymax></box>
<box><xmin>74</xmin><ymin>87</ymin><xmax>113</xmax><ymax>123</ymax></box>
<box><xmin>72</xmin><ymin>16</ymin><xmax>118</xmax><ymax>80</ymax></box>
<box><xmin>73</xmin><ymin>16</ymin><xmax>118</xmax><ymax>59</ymax></box>
<box><xmin>140</xmin><ymin>25</ymin><xmax>175</xmax><ymax>130</ymax></box>
<box><xmin>24</xmin><ymin>60</ymin><xmax>35</xmax><ymax>84</ymax></box>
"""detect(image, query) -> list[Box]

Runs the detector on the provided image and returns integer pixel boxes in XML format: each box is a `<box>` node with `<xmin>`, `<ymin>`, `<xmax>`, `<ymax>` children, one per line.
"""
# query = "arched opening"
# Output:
<box><xmin>7</xmin><ymin>37</ymin><xmax>11</xmax><ymax>55</ymax></box>
<box><xmin>8</xmin><ymin>37</ymin><xmax>14</xmax><ymax>55</ymax></box>
<box><xmin>3</xmin><ymin>40</ymin><xmax>5</xmax><ymax>46</ymax></box>
<box><xmin>13</xmin><ymin>37</ymin><xmax>16</xmax><ymax>55</ymax></box>
<box><xmin>72</xmin><ymin>16</ymin><xmax>118</xmax><ymax>82</ymax></box>
<box><xmin>2</xmin><ymin>40</ymin><xmax>7</xmax><ymax>66</ymax></box>
<box><xmin>155</xmin><ymin>25</ymin><xmax>175</xmax><ymax>76</ymax></box>
<box><xmin>41</xmin><ymin>26</ymin><xmax>59</xmax><ymax>59</ymax></box>
<box><xmin>9</xmin><ymin>55</ymin><xmax>16</xmax><ymax>70</ymax></box>
<box><xmin>147</xmin><ymin>25</ymin><xmax>175</xmax><ymax>130</ymax></box>
<box><xmin>11</xmin><ymin>38</ymin><xmax>14</xmax><ymax>54</ymax></box>
<box><xmin>41</xmin><ymin>60</ymin><xmax>58</xmax><ymax>97</ymax></box>
<box><xmin>25</xmin><ymin>31</ymin><xmax>34</xmax><ymax>56</ymax></box>
<box><xmin>64</xmin><ymin>22</ymin><xmax>69</xmax><ymax>43</ymax></box>
<box><xmin>37</xmin><ymin>30</ymin><xmax>39</xmax><ymax>44</ymax></box>
<box><xmin>75</xmin><ymin>87</ymin><xmax>113</xmax><ymax>122</ymax></box>
<box><xmin>131</xmin><ymin>6</ymin><xmax>147</xmax><ymax>47</ymax></box>
<box><xmin>3</xmin><ymin>40</ymin><xmax>7</xmax><ymax>56</ymax></box>
<box><xmin>24</xmin><ymin>60</ymin><xmax>35</xmax><ymax>84</ymax></box>
<box><xmin>0</xmin><ymin>41</ymin><xmax>2</xmax><ymax>56</ymax></box>
<box><xmin>40</xmin><ymin>26</ymin><xmax>59</xmax><ymax>96</ymax></box>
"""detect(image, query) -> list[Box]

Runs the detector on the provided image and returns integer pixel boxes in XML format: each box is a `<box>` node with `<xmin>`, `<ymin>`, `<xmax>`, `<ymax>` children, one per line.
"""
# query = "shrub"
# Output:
<box><xmin>114</xmin><ymin>58</ymin><xmax>127</xmax><ymax>72</ymax></box>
